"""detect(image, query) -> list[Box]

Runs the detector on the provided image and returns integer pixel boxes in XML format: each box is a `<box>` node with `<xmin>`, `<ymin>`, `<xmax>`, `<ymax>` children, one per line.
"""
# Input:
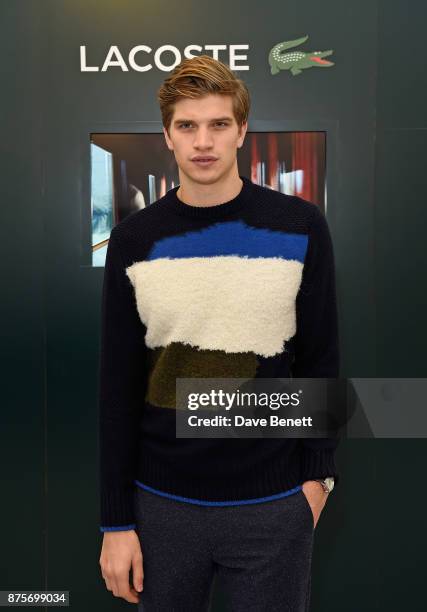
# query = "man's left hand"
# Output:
<box><xmin>302</xmin><ymin>480</ymin><xmax>329</xmax><ymax>528</ymax></box>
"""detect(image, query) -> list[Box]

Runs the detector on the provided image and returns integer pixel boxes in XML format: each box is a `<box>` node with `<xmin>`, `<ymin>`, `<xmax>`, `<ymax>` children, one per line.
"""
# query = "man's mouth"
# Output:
<box><xmin>192</xmin><ymin>156</ymin><xmax>218</xmax><ymax>166</ymax></box>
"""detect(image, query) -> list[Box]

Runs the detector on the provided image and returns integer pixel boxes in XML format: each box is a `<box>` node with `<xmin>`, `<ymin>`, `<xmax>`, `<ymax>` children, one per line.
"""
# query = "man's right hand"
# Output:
<box><xmin>99</xmin><ymin>530</ymin><xmax>144</xmax><ymax>603</ymax></box>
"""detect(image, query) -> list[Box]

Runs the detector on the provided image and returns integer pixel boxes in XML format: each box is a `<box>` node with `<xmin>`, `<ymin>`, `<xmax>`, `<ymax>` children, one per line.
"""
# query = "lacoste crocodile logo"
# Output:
<box><xmin>268</xmin><ymin>35</ymin><xmax>334</xmax><ymax>76</ymax></box>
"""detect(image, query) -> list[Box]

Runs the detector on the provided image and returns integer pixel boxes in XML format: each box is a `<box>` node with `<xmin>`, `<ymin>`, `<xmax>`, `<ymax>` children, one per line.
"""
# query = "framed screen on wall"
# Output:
<box><xmin>90</xmin><ymin>130</ymin><xmax>326</xmax><ymax>267</ymax></box>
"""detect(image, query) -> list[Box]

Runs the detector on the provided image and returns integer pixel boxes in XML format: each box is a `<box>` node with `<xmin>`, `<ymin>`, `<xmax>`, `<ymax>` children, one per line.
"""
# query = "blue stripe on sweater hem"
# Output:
<box><xmin>99</xmin><ymin>523</ymin><xmax>136</xmax><ymax>532</ymax></box>
<box><xmin>134</xmin><ymin>480</ymin><xmax>302</xmax><ymax>506</ymax></box>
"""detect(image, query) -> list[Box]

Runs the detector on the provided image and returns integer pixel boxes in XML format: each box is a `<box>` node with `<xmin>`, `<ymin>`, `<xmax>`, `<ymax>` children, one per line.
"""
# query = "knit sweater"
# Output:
<box><xmin>98</xmin><ymin>175</ymin><xmax>340</xmax><ymax>531</ymax></box>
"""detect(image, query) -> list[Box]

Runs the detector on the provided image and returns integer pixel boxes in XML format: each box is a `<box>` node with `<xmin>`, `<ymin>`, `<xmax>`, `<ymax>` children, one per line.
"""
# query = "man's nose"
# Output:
<box><xmin>193</xmin><ymin>127</ymin><xmax>213</xmax><ymax>148</ymax></box>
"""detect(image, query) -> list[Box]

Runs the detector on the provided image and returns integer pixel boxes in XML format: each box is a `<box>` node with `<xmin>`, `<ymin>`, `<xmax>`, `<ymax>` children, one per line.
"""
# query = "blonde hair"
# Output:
<box><xmin>157</xmin><ymin>54</ymin><xmax>250</xmax><ymax>134</ymax></box>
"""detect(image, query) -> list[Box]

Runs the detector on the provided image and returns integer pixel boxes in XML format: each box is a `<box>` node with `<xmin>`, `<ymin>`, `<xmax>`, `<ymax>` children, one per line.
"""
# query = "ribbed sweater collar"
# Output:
<box><xmin>162</xmin><ymin>175</ymin><xmax>253</xmax><ymax>219</ymax></box>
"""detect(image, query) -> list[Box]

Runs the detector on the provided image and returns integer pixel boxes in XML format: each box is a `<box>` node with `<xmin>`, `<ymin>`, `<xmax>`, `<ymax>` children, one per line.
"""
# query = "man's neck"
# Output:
<box><xmin>176</xmin><ymin>171</ymin><xmax>243</xmax><ymax>207</ymax></box>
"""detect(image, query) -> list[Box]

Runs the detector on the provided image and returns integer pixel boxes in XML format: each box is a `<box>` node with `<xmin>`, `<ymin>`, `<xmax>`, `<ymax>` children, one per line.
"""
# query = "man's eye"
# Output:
<box><xmin>179</xmin><ymin>123</ymin><xmax>192</xmax><ymax>129</ymax></box>
<box><xmin>215</xmin><ymin>122</ymin><xmax>227</xmax><ymax>127</ymax></box>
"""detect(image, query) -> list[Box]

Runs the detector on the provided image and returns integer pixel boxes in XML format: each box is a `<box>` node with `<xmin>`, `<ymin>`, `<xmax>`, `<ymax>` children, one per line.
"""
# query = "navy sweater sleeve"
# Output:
<box><xmin>292</xmin><ymin>205</ymin><xmax>341</xmax><ymax>484</ymax></box>
<box><xmin>98</xmin><ymin>228</ymin><xmax>147</xmax><ymax>531</ymax></box>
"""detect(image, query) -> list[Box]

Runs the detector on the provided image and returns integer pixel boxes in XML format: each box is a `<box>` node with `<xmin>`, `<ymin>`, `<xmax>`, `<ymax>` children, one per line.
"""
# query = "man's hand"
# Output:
<box><xmin>99</xmin><ymin>530</ymin><xmax>144</xmax><ymax>603</ymax></box>
<box><xmin>302</xmin><ymin>480</ymin><xmax>329</xmax><ymax>529</ymax></box>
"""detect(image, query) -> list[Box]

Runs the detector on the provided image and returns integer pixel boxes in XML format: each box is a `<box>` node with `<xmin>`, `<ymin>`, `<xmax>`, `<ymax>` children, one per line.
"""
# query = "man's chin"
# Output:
<box><xmin>182</xmin><ymin>165</ymin><xmax>226</xmax><ymax>185</ymax></box>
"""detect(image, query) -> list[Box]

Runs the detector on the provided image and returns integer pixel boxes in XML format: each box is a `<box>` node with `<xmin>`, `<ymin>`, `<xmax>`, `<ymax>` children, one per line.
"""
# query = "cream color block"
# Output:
<box><xmin>126</xmin><ymin>256</ymin><xmax>303</xmax><ymax>358</ymax></box>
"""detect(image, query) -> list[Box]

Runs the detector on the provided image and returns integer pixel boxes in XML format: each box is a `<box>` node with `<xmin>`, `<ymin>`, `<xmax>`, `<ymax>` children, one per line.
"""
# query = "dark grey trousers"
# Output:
<box><xmin>133</xmin><ymin>485</ymin><xmax>314</xmax><ymax>612</ymax></box>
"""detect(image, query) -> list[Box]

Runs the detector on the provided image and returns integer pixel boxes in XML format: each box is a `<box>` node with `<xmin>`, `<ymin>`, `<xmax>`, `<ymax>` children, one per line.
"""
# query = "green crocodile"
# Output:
<box><xmin>269</xmin><ymin>35</ymin><xmax>334</xmax><ymax>76</ymax></box>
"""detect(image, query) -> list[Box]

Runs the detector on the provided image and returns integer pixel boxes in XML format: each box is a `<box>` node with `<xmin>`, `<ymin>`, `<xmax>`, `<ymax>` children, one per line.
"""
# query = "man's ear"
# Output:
<box><xmin>163</xmin><ymin>126</ymin><xmax>174</xmax><ymax>151</ymax></box>
<box><xmin>237</xmin><ymin>121</ymin><xmax>248</xmax><ymax>148</ymax></box>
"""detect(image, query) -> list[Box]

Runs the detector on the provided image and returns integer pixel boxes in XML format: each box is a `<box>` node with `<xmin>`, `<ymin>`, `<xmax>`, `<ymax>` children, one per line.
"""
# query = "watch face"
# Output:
<box><xmin>324</xmin><ymin>477</ymin><xmax>335</xmax><ymax>492</ymax></box>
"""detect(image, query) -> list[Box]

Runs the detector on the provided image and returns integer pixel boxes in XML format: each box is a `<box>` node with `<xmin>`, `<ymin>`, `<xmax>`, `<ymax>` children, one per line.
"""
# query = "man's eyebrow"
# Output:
<box><xmin>173</xmin><ymin>116</ymin><xmax>234</xmax><ymax>125</ymax></box>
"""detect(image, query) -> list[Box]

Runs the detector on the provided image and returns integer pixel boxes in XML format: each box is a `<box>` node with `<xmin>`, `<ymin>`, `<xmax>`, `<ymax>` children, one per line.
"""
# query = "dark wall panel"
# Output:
<box><xmin>0</xmin><ymin>0</ymin><xmax>45</xmax><ymax>595</ymax></box>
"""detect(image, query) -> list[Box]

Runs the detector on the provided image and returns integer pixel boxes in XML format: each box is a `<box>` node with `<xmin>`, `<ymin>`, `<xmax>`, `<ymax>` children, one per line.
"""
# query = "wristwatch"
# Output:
<box><xmin>315</xmin><ymin>477</ymin><xmax>335</xmax><ymax>493</ymax></box>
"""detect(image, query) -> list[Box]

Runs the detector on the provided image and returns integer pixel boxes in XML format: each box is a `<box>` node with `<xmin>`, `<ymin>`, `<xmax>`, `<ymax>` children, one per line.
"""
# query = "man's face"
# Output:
<box><xmin>163</xmin><ymin>93</ymin><xmax>248</xmax><ymax>186</ymax></box>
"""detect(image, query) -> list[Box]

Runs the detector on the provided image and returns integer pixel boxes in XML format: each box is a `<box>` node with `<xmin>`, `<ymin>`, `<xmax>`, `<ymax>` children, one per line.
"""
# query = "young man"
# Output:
<box><xmin>98</xmin><ymin>55</ymin><xmax>339</xmax><ymax>611</ymax></box>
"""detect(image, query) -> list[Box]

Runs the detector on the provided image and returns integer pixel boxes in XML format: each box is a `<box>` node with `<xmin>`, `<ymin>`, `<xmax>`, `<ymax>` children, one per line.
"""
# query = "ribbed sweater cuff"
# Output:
<box><xmin>300</xmin><ymin>447</ymin><xmax>340</xmax><ymax>486</ymax></box>
<box><xmin>99</xmin><ymin>488</ymin><xmax>136</xmax><ymax>532</ymax></box>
